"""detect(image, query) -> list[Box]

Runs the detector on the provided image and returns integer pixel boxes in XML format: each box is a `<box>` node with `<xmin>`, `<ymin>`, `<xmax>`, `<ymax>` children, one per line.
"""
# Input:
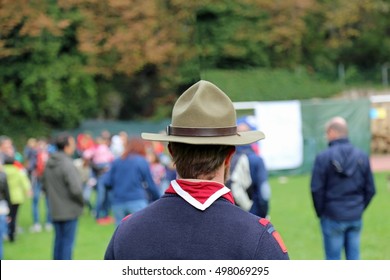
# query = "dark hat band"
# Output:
<box><xmin>167</xmin><ymin>125</ymin><xmax>237</xmax><ymax>137</ymax></box>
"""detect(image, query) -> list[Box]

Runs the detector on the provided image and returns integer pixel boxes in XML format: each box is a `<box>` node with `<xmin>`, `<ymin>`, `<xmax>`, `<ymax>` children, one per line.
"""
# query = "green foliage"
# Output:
<box><xmin>0</xmin><ymin>116</ymin><xmax>52</xmax><ymax>151</ymax></box>
<box><xmin>201</xmin><ymin>68</ymin><xmax>345</xmax><ymax>101</ymax></box>
<box><xmin>196</xmin><ymin>1</ymin><xmax>271</xmax><ymax>69</ymax></box>
<box><xmin>1</xmin><ymin>0</ymin><xmax>390</xmax><ymax>135</ymax></box>
<box><xmin>0</xmin><ymin>1</ymin><xmax>97</xmax><ymax>136</ymax></box>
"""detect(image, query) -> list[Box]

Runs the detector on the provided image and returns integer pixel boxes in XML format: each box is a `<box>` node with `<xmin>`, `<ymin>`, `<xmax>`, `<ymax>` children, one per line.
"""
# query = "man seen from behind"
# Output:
<box><xmin>43</xmin><ymin>133</ymin><xmax>83</xmax><ymax>260</ymax></box>
<box><xmin>104</xmin><ymin>80</ymin><xmax>289</xmax><ymax>260</ymax></box>
<box><xmin>310</xmin><ymin>117</ymin><xmax>376</xmax><ymax>260</ymax></box>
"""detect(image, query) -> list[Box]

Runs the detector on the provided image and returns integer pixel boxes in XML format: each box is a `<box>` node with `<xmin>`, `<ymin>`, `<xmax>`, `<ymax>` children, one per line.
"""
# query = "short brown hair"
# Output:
<box><xmin>168</xmin><ymin>142</ymin><xmax>234</xmax><ymax>180</ymax></box>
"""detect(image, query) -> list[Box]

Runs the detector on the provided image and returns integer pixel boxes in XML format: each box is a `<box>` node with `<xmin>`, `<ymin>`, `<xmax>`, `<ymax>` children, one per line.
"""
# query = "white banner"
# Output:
<box><xmin>254</xmin><ymin>101</ymin><xmax>303</xmax><ymax>170</ymax></box>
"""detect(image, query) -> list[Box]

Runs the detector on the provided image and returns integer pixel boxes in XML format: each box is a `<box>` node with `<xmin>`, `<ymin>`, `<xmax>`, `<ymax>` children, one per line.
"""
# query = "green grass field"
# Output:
<box><xmin>4</xmin><ymin>172</ymin><xmax>390</xmax><ymax>260</ymax></box>
<box><xmin>269</xmin><ymin>172</ymin><xmax>390</xmax><ymax>260</ymax></box>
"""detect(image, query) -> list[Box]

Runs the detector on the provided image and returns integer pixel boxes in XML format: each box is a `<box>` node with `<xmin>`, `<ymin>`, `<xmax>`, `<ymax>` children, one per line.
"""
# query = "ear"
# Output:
<box><xmin>326</xmin><ymin>128</ymin><xmax>337</xmax><ymax>141</ymax></box>
<box><xmin>224</xmin><ymin>146</ymin><xmax>236</xmax><ymax>166</ymax></box>
<box><xmin>167</xmin><ymin>143</ymin><xmax>173</xmax><ymax>157</ymax></box>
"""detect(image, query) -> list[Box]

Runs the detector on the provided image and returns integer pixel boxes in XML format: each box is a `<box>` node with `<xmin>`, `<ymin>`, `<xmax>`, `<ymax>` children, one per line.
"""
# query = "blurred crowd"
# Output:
<box><xmin>0</xmin><ymin>130</ymin><xmax>177</xmax><ymax>259</ymax></box>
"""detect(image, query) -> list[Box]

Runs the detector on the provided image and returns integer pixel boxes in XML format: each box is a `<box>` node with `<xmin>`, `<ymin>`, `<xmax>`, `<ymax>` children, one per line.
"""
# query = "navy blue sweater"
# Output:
<box><xmin>310</xmin><ymin>138</ymin><xmax>376</xmax><ymax>221</ymax></box>
<box><xmin>104</xmin><ymin>193</ymin><xmax>289</xmax><ymax>260</ymax></box>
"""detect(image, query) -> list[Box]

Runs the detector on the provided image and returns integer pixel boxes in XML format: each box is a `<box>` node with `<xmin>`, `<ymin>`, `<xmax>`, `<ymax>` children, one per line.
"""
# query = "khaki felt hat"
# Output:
<box><xmin>141</xmin><ymin>80</ymin><xmax>265</xmax><ymax>145</ymax></box>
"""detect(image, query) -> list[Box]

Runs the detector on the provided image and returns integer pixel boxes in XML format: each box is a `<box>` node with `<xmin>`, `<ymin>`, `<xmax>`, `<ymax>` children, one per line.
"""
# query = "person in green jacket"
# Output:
<box><xmin>3</xmin><ymin>155</ymin><xmax>31</xmax><ymax>242</ymax></box>
<box><xmin>0</xmin><ymin>162</ymin><xmax>11</xmax><ymax>259</ymax></box>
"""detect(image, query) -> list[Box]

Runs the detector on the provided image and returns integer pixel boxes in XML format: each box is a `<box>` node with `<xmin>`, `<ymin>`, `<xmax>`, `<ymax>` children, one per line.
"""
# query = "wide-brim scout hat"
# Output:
<box><xmin>141</xmin><ymin>80</ymin><xmax>265</xmax><ymax>145</ymax></box>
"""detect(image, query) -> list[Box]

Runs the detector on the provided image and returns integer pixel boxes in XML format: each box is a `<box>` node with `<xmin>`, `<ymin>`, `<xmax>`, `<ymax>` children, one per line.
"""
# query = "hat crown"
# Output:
<box><xmin>172</xmin><ymin>80</ymin><xmax>236</xmax><ymax>128</ymax></box>
<box><xmin>141</xmin><ymin>80</ymin><xmax>265</xmax><ymax>145</ymax></box>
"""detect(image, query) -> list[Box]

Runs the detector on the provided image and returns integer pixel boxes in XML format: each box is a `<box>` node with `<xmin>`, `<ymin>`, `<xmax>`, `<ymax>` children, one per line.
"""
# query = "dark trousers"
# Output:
<box><xmin>7</xmin><ymin>204</ymin><xmax>19</xmax><ymax>242</ymax></box>
<box><xmin>52</xmin><ymin>218</ymin><xmax>78</xmax><ymax>260</ymax></box>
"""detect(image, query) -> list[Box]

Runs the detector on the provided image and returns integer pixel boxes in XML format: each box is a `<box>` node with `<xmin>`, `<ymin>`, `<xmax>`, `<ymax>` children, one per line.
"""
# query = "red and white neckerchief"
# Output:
<box><xmin>165</xmin><ymin>179</ymin><xmax>235</xmax><ymax>211</ymax></box>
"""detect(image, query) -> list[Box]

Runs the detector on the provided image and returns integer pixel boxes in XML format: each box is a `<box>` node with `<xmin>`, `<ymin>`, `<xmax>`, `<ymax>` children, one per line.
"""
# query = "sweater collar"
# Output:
<box><xmin>165</xmin><ymin>179</ymin><xmax>234</xmax><ymax>211</ymax></box>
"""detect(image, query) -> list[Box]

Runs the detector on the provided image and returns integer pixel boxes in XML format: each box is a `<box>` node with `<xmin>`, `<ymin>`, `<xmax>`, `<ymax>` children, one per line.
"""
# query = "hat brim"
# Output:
<box><xmin>141</xmin><ymin>130</ymin><xmax>265</xmax><ymax>146</ymax></box>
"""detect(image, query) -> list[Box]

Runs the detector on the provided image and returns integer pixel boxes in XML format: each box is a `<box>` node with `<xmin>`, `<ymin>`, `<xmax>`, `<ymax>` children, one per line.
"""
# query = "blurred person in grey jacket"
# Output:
<box><xmin>43</xmin><ymin>133</ymin><xmax>83</xmax><ymax>260</ymax></box>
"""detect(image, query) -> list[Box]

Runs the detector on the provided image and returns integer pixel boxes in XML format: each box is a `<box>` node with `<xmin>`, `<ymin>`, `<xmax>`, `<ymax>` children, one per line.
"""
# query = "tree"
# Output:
<box><xmin>58</xmin><ymin>0</ymin><xmax>200</xmax><ymax>119</ymax></box>
<box><xmin>193</xmin><ymin>0</ymin><xmax>317</xmax><ymax>69</ymax></box>
<box><xmin>0</xmin><ymin>0</ymin><xmax>97</xmax><ymax>132</ymax></box>
<box><xmin>1</xmin><ymin>0</ymin><xmax>390</xmax><ymax>140</ymax></box>
<box><xmin>304</xmin><ymin>0</ymin><xmax>390</xmax><ymax>81</ymax></box>
<box><xmin>0</xmin><ymin>0</ymin><xmax>199</xmax><ymax>128</ymax></box>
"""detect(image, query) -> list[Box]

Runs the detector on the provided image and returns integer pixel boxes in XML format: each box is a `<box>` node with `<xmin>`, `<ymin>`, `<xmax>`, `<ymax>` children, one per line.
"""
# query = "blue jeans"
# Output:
<box><xmin>112</xmin><ymin>199</ymin><xmax>148</xmax><ymax>226</ymax></box>
<box><xmin>82</xmin><ymin>167</ymin><xmax>95</xmax><ymax>212</ymax></box>
<box><xmin>94</xmin><ymin>167</ymin><xmax>111</xmax><ymax>219</ymax></box>
<box><xmin>0</xmin><ymin>214</ymin><xmax>6</xmax><ymax>259</ymax></box>
<box><xmin>32</xmin><ymin>178</ymin><xmax>51</xmax><ymax>224</ymax></box>
<box><xmin>320</xmin><ymin>216</ymin><xmax>362</xmax><ymax>260</ymax></box>
<box><xmin>52</xmin><ymin>219</ymin><xmax>78</xmax><ymax>260</ymax></box>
